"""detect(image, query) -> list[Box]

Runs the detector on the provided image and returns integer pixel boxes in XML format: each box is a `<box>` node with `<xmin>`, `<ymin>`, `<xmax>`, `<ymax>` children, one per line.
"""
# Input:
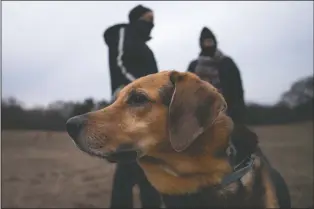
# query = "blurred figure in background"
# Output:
<box><xmin>103</xmin><ymin>4</ymin><xmax>161</xmax><ymax>209</ymax></box>
<box><xmin>187</xmin><ymin>27</ymin><xmax>258</xmax><ymax>163</ymax></box>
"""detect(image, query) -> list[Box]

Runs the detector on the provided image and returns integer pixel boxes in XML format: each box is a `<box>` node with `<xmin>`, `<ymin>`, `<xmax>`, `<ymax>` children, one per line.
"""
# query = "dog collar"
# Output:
<box><xmin>220</xmin><ymin>139</ymin><xmax>255</xmax><ymax>187</ymax></box>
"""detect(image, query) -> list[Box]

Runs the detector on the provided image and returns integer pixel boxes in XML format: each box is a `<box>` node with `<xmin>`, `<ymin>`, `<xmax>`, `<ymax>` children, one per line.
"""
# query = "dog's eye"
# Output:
<box><xmin>127</xmin><ymin>92</ymin><xmax>149</xmax><ymax>106</ymax></box>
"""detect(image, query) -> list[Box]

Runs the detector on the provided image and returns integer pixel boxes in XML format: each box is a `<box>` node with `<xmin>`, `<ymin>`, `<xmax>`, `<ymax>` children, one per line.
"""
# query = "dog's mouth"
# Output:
<box><xmin>72</xmin><ymin>134</ymin><xmax>145</xmax><ymax>163</ymax></box>
<box><xmin>80</xmin><ymin>143</ymin><xmax>144</xmax><ymax>163</ymax></box>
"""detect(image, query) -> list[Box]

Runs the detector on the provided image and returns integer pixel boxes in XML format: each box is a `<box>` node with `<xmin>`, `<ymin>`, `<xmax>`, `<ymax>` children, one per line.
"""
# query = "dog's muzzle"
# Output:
<box><xmin>66</xmin><ymin>116</ymin><xmax>143</xmax><ymax>164</ymax></box>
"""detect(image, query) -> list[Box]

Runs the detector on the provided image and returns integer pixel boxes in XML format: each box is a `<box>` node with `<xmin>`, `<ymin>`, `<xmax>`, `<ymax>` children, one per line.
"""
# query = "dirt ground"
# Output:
<box><xmin>1</xmin><ymin>121</ymin><xmax>313</xmax><ymax>208</ymax></box>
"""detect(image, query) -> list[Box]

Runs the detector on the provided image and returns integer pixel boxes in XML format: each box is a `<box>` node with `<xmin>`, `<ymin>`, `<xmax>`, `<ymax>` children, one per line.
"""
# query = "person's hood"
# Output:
<box><xmin>103</xmin><ymin>23</ymin><xmax>128</xmax><ymax>46</ymax></box>
<box><xmin>199</xmin><ymin>27</ymin><xmax>217</xmax><ymax>48</ymax></box>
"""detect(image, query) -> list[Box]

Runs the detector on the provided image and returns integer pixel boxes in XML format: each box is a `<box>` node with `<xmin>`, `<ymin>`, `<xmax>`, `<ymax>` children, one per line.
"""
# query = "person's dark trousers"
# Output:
<box><xmin>136</xmin><ymin>163</ymin><xmax>162</xmax><ymax>207</ymax></box>
<box><xmin>110</xmin><ymin>162</ymin><xmax>162</xmax><ymax>208</ymax></box>
<box><xmin>231</xmin><ymin>123</ymin><xmax>258</xmax><ymax>164</ymax></box>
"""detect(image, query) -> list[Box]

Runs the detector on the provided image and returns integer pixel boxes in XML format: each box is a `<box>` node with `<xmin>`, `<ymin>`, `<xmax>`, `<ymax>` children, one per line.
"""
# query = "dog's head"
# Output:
<box><xmin>66</xmin><ymin>71</ymin><xmax>228</xmax><ymax>162</ymax></box>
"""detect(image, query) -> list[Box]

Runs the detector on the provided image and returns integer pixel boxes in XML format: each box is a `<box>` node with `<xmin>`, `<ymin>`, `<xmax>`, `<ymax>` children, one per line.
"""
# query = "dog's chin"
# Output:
<box><xmin>75</xmin><ymin>143</ymin><xmax>144</xmax><ymax>164</ymax></box>
<box><xmin>105</xmin><ymin>149</ymin><xmax>144</xmax><ymax>163</ymax></box>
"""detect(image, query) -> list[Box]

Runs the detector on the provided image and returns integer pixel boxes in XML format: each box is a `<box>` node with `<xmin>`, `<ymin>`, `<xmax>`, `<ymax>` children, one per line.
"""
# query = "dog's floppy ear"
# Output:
<box><xmin>168</xmin><ymin>71</ymin><xmax>227</xmax><ymax>152</ymax></box>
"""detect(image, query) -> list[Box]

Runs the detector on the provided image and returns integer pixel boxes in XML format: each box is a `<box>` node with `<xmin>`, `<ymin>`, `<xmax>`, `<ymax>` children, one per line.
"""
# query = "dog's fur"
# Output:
<box><xmin>66</xmin><ymin>71</ymin><xmax>290</xmax><ymax>208</ymax></box>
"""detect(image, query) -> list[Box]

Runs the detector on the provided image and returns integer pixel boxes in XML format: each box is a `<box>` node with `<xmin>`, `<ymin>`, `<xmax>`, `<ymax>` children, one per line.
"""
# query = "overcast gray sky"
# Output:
<box><xmin>2</xmin><ymin>1</ymin><xmax>313</xmax><ymax>108</ymax></box>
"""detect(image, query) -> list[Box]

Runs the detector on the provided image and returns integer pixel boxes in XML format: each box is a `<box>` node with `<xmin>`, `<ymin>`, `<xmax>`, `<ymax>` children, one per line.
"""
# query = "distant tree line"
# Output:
<box><xmin>1</xmin><ymin>76</ymin><xmax>313</xmax><ymax>131</ymax></box>
<box><xmin>1</xmin><ymin>97</ymin><xmax>110</xmax><ymax>131</ymax></box>
<box><xmin>246</xmin><ymin>76</ymin><xmax>313</xmax><ymax>125</ymax></box>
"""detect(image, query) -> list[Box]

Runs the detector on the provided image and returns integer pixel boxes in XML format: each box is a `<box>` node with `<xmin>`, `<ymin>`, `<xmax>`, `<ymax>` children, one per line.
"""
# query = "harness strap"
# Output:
<box><xmin>220</xmin><ymin>155</ymin><xmax>254</xmax><ymax>187</ymax></box>
<box><xmin>220</xmin><ymin>138</ymin><xmax>255</xmax><ymax>187</ymax></box>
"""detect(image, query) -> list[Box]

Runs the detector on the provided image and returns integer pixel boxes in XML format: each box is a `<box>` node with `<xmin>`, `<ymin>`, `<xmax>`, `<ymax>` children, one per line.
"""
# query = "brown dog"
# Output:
<box><xmin>66</xmin><ymin>71</ymin><xmax>290</xmax><ymax>208</ymax></box>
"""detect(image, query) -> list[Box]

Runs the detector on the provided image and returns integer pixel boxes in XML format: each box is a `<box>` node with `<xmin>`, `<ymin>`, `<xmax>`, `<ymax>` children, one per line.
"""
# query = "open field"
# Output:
<box><xmin>1</xmin><ymin>121</ymin><xmax>313</xmax><ymax>208</ymax></box>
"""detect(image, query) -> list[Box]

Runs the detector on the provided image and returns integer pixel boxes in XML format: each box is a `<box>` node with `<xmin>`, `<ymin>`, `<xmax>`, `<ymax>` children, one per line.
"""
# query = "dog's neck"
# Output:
<box><xmin>138</xmin><ymin>114</ymin><xmax>235</xmax><ymax>195</ymax></box>
<box><xmin>141</xmin><ymin>139</ymin><xmax>255</xmax><ymax>184</ymax></box>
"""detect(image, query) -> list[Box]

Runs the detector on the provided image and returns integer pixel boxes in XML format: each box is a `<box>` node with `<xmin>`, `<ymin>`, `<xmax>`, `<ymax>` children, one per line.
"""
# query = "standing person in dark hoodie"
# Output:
<box><xmin>187</xmin><ymin>27</ymin><xmax>258</xmax><ymax>164</ymax></box>
<box><xmin>103</xmin><ymin>5</ymin><xmax>161</xmax><ymax>208</ymax></box>
<box><xmin>104</xmin><ymin>4</ymin><xmax>158</xmax><ymax>99</ymax></box>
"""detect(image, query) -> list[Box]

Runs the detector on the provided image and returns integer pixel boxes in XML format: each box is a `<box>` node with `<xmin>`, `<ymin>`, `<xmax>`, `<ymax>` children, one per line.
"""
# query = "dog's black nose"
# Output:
<box><xmin>66</xmin><ymin>115</ymin><xmax>87</xmax><ymax>140</ymax></box>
